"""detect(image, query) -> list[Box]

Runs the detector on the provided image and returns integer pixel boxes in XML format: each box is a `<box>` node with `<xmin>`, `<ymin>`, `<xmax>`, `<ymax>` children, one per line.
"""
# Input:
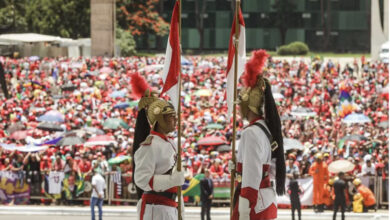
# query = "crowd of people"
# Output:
<box><xmin>0</xmin><ymin>54</ymin><xmax>388</xmax><ymax>208</ymax></box>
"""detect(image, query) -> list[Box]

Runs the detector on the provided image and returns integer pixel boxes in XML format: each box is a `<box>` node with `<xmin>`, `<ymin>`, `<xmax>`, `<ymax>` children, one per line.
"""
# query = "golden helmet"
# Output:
<box><xmin>239</xmin><ymin>77</ymin><xmax>267</xmax><ymax>118</ymax></box>
<box><xmin>138</xmin><ymin>89</ymin><xmax>175</xmax><ymax>127</ymax></box>
<box><xmin>147</xmin><ymin>98</ymin><xmax>175</xmax><ymax>126</ymax></box>
<box><xmin>353</xmin><ymin>178</ymin><xmax>361</xmax><ymax>186</ymax></box>
<box><xmin>328</xmin><ymin>178</ymin><xmax>335</xmax><ymax>186</ymax></box>
<box><xmin>238</xmin><ymin>49</ymin><xmax>269</xmax><ymax>119</ymax></box>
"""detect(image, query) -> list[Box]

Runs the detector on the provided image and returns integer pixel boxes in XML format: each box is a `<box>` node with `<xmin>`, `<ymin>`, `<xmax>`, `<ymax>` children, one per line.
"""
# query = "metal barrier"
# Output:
<box><xmin>1</xmin><ymin>171</ymin><xmax>389</xmax><ymax>207</ymax></box>
<box><xmin>377</xmin><ymin>176</ymin><xmax>389</xmax><ymax>207</ymax></box>
<box><xmin>107</xmin><ymin>173</ymin><xmax>138</xmax><ymax>205</ymax></box>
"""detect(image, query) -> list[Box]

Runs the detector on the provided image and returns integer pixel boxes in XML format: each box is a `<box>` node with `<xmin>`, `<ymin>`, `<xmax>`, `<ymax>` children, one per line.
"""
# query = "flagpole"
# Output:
<box><xmin>176</xmin><ymin>0</ymin><xmax>183</xmax><ymax>220</ymax></box>
<box><xmin>230</xmin><ymin>0</ymin><xmax>240</xmax><ymax>218</ymax></box>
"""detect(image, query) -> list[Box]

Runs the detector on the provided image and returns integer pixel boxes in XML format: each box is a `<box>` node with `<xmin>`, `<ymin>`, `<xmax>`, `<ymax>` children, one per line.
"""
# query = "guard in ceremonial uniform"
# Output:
<box><xmin>230</xmin><ymin>50</ymin><xmax>286</xmax><ymax>220</ymax></box>
<box><xmin>132</xmin><ymin>79</ymin><xmax>185</xmax><ymax>220</ymax></box>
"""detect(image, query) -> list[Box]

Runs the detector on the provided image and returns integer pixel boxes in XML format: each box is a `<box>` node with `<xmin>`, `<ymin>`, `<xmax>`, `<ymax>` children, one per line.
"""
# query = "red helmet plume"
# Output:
<box><xmin>242</xmin><ymin>49</ymin><xmax>269</xmax><ymax>88</ymax></box>
<box><xmin>130</xmin><ymin>72</ymin><xmax>151</xmax><ymax>99</ymax></box>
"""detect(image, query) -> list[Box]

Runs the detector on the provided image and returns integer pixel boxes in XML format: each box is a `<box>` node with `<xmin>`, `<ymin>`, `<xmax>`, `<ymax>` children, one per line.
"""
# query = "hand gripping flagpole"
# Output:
<box><xmin>177</xmin><ymin>0</ymin><xmax>183</xmax><ymax>220</ymax></box>
<box><xmin>230</xmin><ymin>0</ymin><xmax>240</xmax><ymax>218</ymax></box>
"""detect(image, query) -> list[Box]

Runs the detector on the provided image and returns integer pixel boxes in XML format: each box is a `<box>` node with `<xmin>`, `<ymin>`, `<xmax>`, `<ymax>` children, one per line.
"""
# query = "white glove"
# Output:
<box><xmin>228</xmin><ymin>160</ymin><xmax>236</xmax><ymax>174</ymax></box>
<box><xmin>238</xmin><ymin>196</ymin><xmax>250</xmax><ymax>220</ymax></box>
<box><xmin>153</xmin><ymin>166</ymin><xmax>185</xmax><ymax>192</ymax></box>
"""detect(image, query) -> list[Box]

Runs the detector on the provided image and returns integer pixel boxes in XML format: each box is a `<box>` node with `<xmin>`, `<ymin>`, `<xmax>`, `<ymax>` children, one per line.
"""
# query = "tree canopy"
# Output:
<box><xmin>0</xmin><ymin>0</ymin><xmax>28</xmax><ymax>33</ymax></box>
<box><xmin>25</xmin><ymin>0</ymin><xmax>90</xmax><ymax>39</ymax></box>
<box><xmin>117</xmin><ymin>0</ymin><xmax>169</xmax><ymax>37</ymax></box>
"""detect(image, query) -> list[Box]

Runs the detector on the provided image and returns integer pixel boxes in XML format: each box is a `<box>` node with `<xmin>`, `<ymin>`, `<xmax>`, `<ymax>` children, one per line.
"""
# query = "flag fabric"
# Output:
<box><xmin>338</xmin><ymin>82</ymin><xmax>355</xmax><ymax>118</ymax></box>
<box><xmin>182</xmin><ymin>173</ymin><xmax>204</xmax><ymax>196</ymax></box>
<box><xmin>161</xmin><ymin>1</ymin><xmax>181</xmax><ymax>111</ymax></box>
<box><xmin>226</xmin><ymin>7</ymin><xmax>246</xmax><ymax>119</ymax></box>
<box><xmin>62</xmin><ymin>172</ymin><xmax>86</xmax><ymax>199</ymax></box>
<box><xmin>339</xmin><ymin>83</ymin><xmax>351</xmax><ymax>102</ymax></box>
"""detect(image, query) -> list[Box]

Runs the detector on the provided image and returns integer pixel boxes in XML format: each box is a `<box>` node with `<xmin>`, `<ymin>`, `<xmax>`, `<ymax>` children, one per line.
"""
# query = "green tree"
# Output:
<box><xmin>117</xmin><ymin>0</ymin><xmax>169</xmax><ymax>48</ymax></box>
<box><xmin>116</xmin><ymin>26</ymin><xmax>136</xmax><ymax>56</ymax></box>
<box><xmin>25</xmin><ymin>0</ymin><xmax>90</xmax><ymax>39</ymax></box>
<box><xmin>272</xmin><ymin>0</ymin><xmax>297</xmax><ymax>45</ymax></box>
<box><xmin>0</xmin><ymin>0</ymin><xmax>28</xmax><ymax>33</ymax></box>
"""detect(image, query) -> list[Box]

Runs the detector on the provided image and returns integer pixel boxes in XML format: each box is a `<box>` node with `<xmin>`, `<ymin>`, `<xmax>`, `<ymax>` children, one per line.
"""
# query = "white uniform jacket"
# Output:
<box><xmin>236</xmin><ymin>119</ymin><xmax>277</xmax><ymax>219</ymax></box>
<box><xmin>134</xmin><ymin>131</ymin><xmax>177</xmax><ymax>191</ymax></box>
<box><xmin>134</xmin><ymin>130</ymin><xmax>182</xmax><ymax>220</ymax></box>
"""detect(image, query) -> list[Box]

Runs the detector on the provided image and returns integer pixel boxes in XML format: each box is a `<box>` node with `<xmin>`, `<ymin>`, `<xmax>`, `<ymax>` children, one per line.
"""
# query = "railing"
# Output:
<box><xmin>1</xmin><ymin>171</ymin><xmax>388</xmax><ymax>207</ymax></box>
<box><xmin>376</xmin><ymin>176</ymin><xmax>388</xmax><ymax>207</ymax></box>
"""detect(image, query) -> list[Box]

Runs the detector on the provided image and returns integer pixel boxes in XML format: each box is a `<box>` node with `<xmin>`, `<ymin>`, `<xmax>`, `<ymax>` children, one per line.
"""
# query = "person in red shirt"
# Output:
<box><xmin>40</xmin><ymin>155</ymin><xmax>52</xmax><ymax>173</ymax></box>
<box><xmin>209</xmin><ymin>159</ymin><xmax>223</xmax><ymax>178</ymax></box>
<box><xmin>192</xmin><ymin>156</ymin><xmax>203</xmax><ymax>173</ymax></box>
<box><xmin>352</xmin><ymin>157</ymin><xmax>362</xmax><ymax>176</ymax></box>
<box><xmin>0</xmin><ymin>157</ymin><xmax>11</xmax><ymax>171</ymax></box>
<box><xmin>64</xmin><ymin>155</ymin><xmax>79</xmax><ymax>174</ymax></box>
<box><xmin>78</xmin><ymin>154</ymin><xmax>92</xmax><ymax>173</ymax></box>
<box><xmin>53</xmin><ymin>154</ymin><xmax>65</xmax><ymax>171</ymax></box>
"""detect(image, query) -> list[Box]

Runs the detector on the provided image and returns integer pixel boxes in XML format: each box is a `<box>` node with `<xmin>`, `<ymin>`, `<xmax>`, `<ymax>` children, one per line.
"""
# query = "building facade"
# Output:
<box><xmin>137</xmin><ymin>0</ymin><xmax>377</xmax><ymax>52</ymax></box>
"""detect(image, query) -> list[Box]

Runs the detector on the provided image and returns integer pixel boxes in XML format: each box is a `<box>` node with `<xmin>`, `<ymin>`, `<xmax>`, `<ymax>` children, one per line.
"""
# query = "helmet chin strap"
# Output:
<box><xmin>154</xmin><ymin>120</ymin><xmax>171</xmax><ymax>135</ymax></box>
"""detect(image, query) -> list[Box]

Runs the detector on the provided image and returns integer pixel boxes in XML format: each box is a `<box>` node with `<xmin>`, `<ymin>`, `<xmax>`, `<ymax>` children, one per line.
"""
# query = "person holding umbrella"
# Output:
<box><xmin>131</xmin><ymin>73</ymin><xmax>185</xmax><ymax>220</ymax></box>
<box><xmin>230</xmin><ymin>50</ymin><xmax>286</xmax><ymax>220</ymax></box>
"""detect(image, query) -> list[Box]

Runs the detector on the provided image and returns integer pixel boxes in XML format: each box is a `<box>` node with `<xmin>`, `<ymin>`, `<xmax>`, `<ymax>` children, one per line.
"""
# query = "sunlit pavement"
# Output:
<box><xmin>0</xmin><ymin>206</ymin><xmax>388</xmax><ymax>220</ymax></box>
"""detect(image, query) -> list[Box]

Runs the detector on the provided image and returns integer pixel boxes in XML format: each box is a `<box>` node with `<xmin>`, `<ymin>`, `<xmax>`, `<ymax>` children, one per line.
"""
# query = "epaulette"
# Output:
<box><xmin>140</xmin><ymin>136</ymin><xmax>153</xmax><ymax>146</ymax></box>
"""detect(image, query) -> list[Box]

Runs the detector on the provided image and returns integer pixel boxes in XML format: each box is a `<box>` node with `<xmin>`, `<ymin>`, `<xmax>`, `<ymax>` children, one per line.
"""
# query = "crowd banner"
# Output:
<box><xmin>276</xmin><ymin>177</ymin><xmax>314</xmax><ymax>206</ymax></box>
<box><xmin>0</xmin><ymin>143</ymin><xmax>48</xmax><ymax>152</ymax></box>
<box><xmin>0</xmin><ymin>171</ymin><xmax>30</xmax><ymax>204</ymax></box>
<box><xmin>1</xmin><ymin>172</ymin><xmax>387</xmax><ymax>207</ymax></box>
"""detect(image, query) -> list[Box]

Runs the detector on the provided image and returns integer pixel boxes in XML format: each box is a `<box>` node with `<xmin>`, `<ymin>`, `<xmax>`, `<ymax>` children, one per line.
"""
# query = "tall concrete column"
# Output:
<box><xmin>384</xmin><ymin>0</ymin><xmax>389</xmax><ymax>40</ymax></box>
<box><xmin>371</xmin><ymin>0</ymin><xmax>387</xmax><ymax>60</ymax></box>
<box><xmin>91</xmin><ymin>0</ymin><xmax>116</xmax><ymax>57</ymax></box>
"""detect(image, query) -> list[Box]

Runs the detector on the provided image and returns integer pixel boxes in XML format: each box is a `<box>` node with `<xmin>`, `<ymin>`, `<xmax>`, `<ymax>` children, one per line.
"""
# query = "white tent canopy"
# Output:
<box><xmin>0</xmin><ymin>33</ymin><xmax>62</xmax><ymax>43</ymax></box>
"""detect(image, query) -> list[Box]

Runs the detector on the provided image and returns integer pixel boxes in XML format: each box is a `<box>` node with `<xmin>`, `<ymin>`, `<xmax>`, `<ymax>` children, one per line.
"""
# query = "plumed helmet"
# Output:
<box><xmin>239</xmin><ymin>50</ymin><xmax>269</xmax><ymax>119</ymax></box>
<box><xmin>239</xmin><ymin>77</ymin><xmax>267</xmax><ymax>117</ymax></box>
<box><xmin>137</xmin><ymin>89</ymin><xmax>176</xmax><ymax>132</ymax></box>
<box><xmin>353</xmin><ymin>178</ymin><xmax>362</xmax><ymax>186</ymax></box>
<box><xmin>146</xmin><ymin>98</ymin><xmax>175</xmax><ymax>127</ymax></box>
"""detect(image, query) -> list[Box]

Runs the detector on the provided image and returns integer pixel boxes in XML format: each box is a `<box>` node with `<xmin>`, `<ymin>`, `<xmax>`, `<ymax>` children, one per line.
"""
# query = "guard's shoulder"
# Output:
<box><xmin>140</xmin><ymin>135</ymin><xmax>154</xmax><ymax>146</ymax></box>
<box><xmin>248</xmin><ymin>122</ymin><xmax>269</xmax><ymax>135</ymax></box>
<box><xmin>243</xmin><ymin>124</ymin><xmax>261</xmax><ymax>135</ymax></box>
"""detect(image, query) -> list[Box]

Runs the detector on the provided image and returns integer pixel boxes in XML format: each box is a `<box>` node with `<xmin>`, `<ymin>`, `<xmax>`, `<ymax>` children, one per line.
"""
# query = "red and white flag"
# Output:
<box><xmin>161</xmin><ymin>1</ymin><xmax>181</xmax><ymax>111</ymax></box>
<box><xmin>226</xmin><ymin>8</ymin><xmax>246</xmax><ymax>119</ymax></box>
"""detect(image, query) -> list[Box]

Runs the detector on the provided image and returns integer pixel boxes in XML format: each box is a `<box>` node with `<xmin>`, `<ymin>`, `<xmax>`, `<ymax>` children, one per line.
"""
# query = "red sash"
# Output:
<box><xmin>140</xmin><ymin>193</ymin><xmax>177</xmax><ymax>220</ymax></box>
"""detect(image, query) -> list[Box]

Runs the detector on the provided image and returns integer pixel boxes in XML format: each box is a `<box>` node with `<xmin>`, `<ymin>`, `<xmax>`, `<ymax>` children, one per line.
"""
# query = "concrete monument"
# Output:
<box><xmin>91</xmin><ymin>0</ymin><xmax>116</xmax><ymax>57</ymax></box>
